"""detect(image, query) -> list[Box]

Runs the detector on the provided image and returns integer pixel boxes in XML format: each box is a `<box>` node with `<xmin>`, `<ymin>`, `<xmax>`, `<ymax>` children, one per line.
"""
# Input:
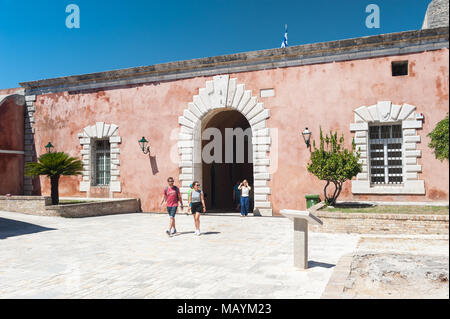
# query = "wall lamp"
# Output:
<box><xmin>138</xmin><ymin>136</ymin><xmax>150</xmax><ymax>154</ymax></box>
<box><xmin>301</xmin><ymin>128</ymin><xmax>311</xmax><ymax>148</ymax></box>
<box><xmin>45</xmin><ymin>142</ymin><xmax>54</xmax><ymax>153</ymax></box>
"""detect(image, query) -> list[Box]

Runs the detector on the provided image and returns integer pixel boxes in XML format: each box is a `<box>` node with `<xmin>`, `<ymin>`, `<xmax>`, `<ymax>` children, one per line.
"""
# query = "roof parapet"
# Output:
<box><xmin>20</xmin><ymin>27</ymin><xmax>449</xmax><ymax>94</ymax></box>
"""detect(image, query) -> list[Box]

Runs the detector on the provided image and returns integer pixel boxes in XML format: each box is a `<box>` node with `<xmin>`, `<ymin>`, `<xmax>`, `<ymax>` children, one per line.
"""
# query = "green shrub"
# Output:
<box><xmin>307</xmin><ymin>128</ymin><xmax>362</xmax><ymax>206</ymax></box>
<box><xmin>428</xmin><ymin>114</ymin><xmax>449</xmax><ymax>161</ymax></box>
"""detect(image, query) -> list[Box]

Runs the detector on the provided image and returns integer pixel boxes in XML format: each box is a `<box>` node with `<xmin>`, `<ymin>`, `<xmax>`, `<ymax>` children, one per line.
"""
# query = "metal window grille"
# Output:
<box><xmin>93</xmin><ymin>140</ymin><xmax>111</xmax><ymax>186</ymax></box>
<box><xmin>369</xmin><ymin>124</ymin><xmax>403</xmax><ymax>185</ymax></box>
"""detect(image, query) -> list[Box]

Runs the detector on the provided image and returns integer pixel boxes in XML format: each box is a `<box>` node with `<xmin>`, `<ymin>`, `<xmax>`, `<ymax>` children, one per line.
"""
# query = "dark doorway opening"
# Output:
<box><xmin>202</xmin><ymin>110</ymin><xmax>253</xmax><ymax>212</ymax></box>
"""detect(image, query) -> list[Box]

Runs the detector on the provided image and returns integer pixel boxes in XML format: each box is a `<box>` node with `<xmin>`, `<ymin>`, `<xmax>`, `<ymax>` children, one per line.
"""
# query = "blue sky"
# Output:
<box><xmin>0</xmin><ymin>0</ymin><xmax>431</xmax><ymax>89</ymax></box>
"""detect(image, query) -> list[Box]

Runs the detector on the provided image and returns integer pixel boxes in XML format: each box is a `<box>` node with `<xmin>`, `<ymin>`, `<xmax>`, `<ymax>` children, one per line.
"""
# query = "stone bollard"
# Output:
<box><xmin>280</xmin><ymin>209</ymin><xmax>323</xmax><ymax>270</ymax></box>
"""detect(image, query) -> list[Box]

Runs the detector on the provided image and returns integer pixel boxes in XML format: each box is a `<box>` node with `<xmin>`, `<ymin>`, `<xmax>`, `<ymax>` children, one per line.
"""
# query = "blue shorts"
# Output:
<box><xmin>167</xmin><ymin>206</ymin><xmax>177</xmax><ymax>218</ymax></box>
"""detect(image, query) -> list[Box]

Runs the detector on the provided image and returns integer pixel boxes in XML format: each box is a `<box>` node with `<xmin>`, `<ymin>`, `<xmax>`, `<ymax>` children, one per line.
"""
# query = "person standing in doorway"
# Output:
<box><xmin>160</xmin><ymin>177</ymin><xmax>183</xmax><ymax>236</ymax></box>
<box><xmin>232</xmin><ymin>181</ymin><xmax>241</xmax><ymax>212</ymax></box>
<box><xmin>238</xmin><ymin>179</ymin><xmax>251</xmax><ymax>217</ymax></box>
<box><xmin>188</xmin><ymin>181</ymin><xmax>206</xmax><ymax>235</ymax></box>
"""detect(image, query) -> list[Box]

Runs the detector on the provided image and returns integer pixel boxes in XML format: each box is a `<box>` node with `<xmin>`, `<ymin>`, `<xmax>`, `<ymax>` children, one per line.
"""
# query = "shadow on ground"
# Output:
<box><xmin>171</xmin><ymin>231</ymin><xmax>221</xmax><ymax>237</ymax></box>
<box><xmin>308</xmin><ymin>261</ymin><xmax>336</xmax><ymax>269</ymax></box>
<box><xmin>0</xmin><ymin>217</ymin><xmax>56</xmax><ymax>239</ymax></box>
<box><xmin>202</xmin><ymin>231</ymin><xmax>221</xmax><ymax>235</ymax></box>
<box><xmin>171</xmin><ymin>231</ymin><xmax>195</xmax><ymax>236</ymax></box>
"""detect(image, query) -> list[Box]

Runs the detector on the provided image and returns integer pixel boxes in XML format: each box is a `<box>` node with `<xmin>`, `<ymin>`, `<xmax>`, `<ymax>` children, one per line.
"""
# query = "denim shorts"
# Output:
<box><xmin>167</xmin><ymin>206</ymin><xmax>177</xmax><ymax>218</ymax></box>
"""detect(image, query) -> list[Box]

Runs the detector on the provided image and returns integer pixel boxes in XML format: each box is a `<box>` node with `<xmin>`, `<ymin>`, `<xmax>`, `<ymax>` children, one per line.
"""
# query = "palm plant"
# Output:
<box><xmin>25</xmin><ymin>152</ymin><xmax>83</xmax><ymax>205</ymax></box>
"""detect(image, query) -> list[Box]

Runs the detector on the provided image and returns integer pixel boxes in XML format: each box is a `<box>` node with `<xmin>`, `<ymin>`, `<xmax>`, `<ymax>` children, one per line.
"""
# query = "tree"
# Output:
<box><xmin>428</xmin><ymin>114</ymin><xmax>449</xmax><ymax>161</ymax></box>
<box><xmin>25</xmin><ymin>152</ymin><xmax>83</xmax><ymax>205</ymax></box>
<box><xmin>307</xmin><ymin>128</ymin><xmax>362</xmax><ymax>206</ymax></box>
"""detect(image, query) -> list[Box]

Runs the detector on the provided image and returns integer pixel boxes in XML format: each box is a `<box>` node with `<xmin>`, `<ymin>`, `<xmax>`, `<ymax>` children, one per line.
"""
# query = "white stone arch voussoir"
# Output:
<box><xmin>177</xmin><ymin>75</ymin><xmax>272</xmax><ymax>216</ymax></box>
<box><xmin>350</xmin><ymin>101</ymin><xmax>425</xmax><ymax>194</ymax></box>
<box><xmin>78</xmin><ymin>122</ymin><xmax>122</xmax><ymax>195</ymax></box>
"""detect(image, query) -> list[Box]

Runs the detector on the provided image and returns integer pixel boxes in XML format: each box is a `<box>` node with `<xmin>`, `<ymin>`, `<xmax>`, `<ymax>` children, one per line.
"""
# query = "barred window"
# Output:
<box><xmin>369</xmin><ymin>125</ymin><xmax>403</xmax><ymax>185</ymax></box>
<box><xmin>93</xmin><ymin>140</ymin><xmax>110</xmax><ymax>186</ymax></box>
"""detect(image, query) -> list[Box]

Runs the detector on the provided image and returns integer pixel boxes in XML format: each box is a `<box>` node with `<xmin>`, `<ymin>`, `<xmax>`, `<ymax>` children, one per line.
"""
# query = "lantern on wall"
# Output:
<box><xmin>138</xmin><ymin>136</ymin><xmax>150</xmax><ymax>154</ymax></box>
<box><xmin>301</xmin><ymin>128</ymin><xmax>312</xmax><ymax>148</ymax></box>
<box><xmin>45</xmin><ymin>142</ymin><xmax>54</xmax><ymax>153</ymax></box>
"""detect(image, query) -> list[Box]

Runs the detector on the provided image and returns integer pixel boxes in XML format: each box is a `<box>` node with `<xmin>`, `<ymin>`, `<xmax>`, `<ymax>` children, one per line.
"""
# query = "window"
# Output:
<box><xmin>93</xmin><ymin>140</ymin><xmax>110</xmax><ymax>186</ymax></box>
<box><xmin>369</xmin><ymin>125</ymin><xmax>403</xmax><ymax>185</ymax></box>
<box><xmin>392</xmin><ymin>61</ymin><xmax>408</xmax><ymax>76</ymax></box>
<box><xmin>351</xmin><ymin>101</ymin><xmax>424</xmax><ymax>195</ymax></box>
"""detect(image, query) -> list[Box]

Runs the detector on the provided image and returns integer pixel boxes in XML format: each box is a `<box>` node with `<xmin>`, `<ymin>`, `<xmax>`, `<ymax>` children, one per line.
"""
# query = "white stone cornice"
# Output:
<box><xmin>0</xmin><ymin>150</ymin><xmax>25</xmax><ymax>155</ymax></box>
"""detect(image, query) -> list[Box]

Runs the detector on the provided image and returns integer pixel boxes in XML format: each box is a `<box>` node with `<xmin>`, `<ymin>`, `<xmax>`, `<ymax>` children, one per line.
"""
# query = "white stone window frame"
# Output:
<box><xmin>177</xmin><ymin>75</ymin><xmax>273</xmax><ymax>216</ymax></box>
<box><xmin>78</xmin><ymin>122</ymin><xmax>122</xmax><ymax>194</ymax></box>
<box><xmin>350</xmin><ymin>101</ymin><xmax>425</xmax><ymax>195</ymax></box>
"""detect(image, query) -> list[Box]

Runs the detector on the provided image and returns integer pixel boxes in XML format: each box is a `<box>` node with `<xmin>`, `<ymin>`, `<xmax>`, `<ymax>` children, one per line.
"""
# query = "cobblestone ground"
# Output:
<box><xmin>0</xmin><ymin>211</ymin><xmax>360</xmax><ymax>299</ymax></box>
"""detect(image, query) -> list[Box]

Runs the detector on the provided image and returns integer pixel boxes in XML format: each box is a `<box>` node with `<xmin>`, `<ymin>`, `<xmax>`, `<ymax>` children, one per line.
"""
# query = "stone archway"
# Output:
<box><xmin>177</xmin><ymin>75</ymin><xmax>272</xmax><ymax>216</ymax></box>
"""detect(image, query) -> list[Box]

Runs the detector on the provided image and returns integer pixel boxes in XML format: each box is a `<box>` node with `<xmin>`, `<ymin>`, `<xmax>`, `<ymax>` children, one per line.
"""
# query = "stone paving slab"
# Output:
<box><xmin>0</xmin><ymin>211</ymin><xmax>360</xmax><ymax>299</ymax></box>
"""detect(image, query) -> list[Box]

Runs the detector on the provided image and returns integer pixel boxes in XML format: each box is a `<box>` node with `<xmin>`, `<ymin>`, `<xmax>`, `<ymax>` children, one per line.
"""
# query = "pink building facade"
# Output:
<box><xmin>2</xmin><ymin>27</ymin><xmax>449</xmax><ymax>215</ymax></box>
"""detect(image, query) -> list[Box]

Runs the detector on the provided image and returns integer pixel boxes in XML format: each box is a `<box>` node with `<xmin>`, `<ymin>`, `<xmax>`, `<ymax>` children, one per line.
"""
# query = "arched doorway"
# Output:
<box><xmin>201</xmin><ymin>109</ymin><xmax>254</xmax><ymax>212</ymax></box>
<box><xmin>178</xmin><ymin>75</ymin><xmax>273</xmax><ymax>216</ymax></box>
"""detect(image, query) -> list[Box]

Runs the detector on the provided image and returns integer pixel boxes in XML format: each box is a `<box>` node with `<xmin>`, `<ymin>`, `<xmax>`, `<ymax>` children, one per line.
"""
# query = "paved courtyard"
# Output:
<box><xmin>1</xmin><ymin>210</ymin><xmax>361</xmax><ymax>299</ymax></box>
<box><xmin>0</xmin><ymin>210</ymin><xmax>447</xmax><ymax>299</ymax></box>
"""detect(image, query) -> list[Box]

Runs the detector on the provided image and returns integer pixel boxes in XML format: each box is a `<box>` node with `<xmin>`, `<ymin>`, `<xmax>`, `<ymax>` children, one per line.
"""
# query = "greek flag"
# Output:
<box><xmin>281</xmin><ymin>24</ymin><xmax>288</xmax><ymax>48</ymax></box>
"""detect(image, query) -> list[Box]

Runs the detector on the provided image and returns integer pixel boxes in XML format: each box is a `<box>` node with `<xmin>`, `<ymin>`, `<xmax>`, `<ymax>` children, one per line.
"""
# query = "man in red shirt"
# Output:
<box><xmin>160</xmin><ymin>177</ymin><xmax>183</xmax><ymax>236</ymax></box>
